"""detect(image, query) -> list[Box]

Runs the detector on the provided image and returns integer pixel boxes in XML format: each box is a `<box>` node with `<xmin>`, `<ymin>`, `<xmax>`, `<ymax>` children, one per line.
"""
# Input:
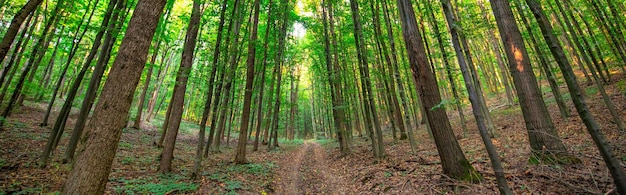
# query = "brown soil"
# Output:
<box><xmin>274</xmin><ymin>141</ymin><xmax>346</xmax><ymax>194</ymax></box>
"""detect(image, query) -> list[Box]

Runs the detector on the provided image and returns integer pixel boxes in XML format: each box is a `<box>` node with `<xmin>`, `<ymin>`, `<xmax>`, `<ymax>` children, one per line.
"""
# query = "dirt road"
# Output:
<box><xmin>273</xmin><ymin>140</ymin><xmax>345</xmax><ymax>194</ymax></box>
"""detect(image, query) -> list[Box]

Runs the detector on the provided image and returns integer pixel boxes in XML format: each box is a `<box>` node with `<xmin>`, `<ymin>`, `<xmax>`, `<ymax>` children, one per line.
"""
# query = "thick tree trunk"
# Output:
<box><xmin>64</xmin><ymin>0</ymin><xmax>128</xmax><ymax>163</ymax></box>
<box><xmin>490</xmin><ymin>0</ymin><xmax>571</xmax><ymax>162</ymax></box>
<box><xmin>61</xmin><ymin>0</ymin><xmax>165</xmax><ymax>192</ymax></box>
<box><xmin>39</xmin><ymin>0</ymin><xmax>118</xmax><ymax>167</ymax></box>
<box><xmin>396</xmin><ymin>0</ymin><xmax>479</xmax><ymax>181</ymax></box>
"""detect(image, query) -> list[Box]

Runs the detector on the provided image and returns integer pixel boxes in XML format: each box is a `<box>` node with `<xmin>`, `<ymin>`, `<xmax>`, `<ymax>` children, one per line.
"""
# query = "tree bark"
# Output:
<box><xmin>0</xmin><ymin>0</ymin><xmax>43</xmax><ymax>62</ymax></box>
<box><xmin>62</xmin><ymin>0</ymin><xmax>165</xmax><ymax>192</ymax></box>
<box><xmin>396</xmin><ymin>0</ymin><xmax>479</xmax><ymax>181</ymax></box>
<box><xmin>158</xmin><ymin>0</ymin><xmax>201</xmax><ymax>173</ymax></box>
<box><xmin>235</xmin><ymin>0</ymin><xmax>261</xmax><ymax>164</ymax></box>
<box><xmin>490</xmin><ymin>0</ymin><xmax>571</xmax><ymax>162</ymax></box>
<box><xmin>524</xmin><ymin>0</ymin><xmax>626</xmax><ymax>192</ymax></box>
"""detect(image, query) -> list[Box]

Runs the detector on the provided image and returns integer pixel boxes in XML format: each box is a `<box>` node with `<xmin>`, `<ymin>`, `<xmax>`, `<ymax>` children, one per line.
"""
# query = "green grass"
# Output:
<box><xmin>278</xmin><ymin>138</ymin><xmax>304</xmax><ymax>145</ymax></box>
<box><xmin>585</xmin><ymin>86</ymin><xmax>598</xmax><ymax>96</ymax></box>
<box><xmin>315</xmin><ymin>138</ymin><xmax>334</xmax><ymax>145</ymax></box>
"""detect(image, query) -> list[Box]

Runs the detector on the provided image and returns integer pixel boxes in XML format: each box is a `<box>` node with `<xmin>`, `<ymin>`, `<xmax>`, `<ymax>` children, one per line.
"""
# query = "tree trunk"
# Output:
<box><xmin>441</xmin><ymin>0</ymin><xmax>511</xmax><ymax>192</ymax></box>
<box><xmin>38</xmin><ymin>0</ymin><xmax>118</xmax><ymax>167</ymax></box>
<box><xmin>0</xmin><ymin>0</ymin><xmax>44</xmax><ymax>62</ymax></box>
<box><xmin>192</xmin><ymin>0</ymin><xmax>228</xmax><ymax>178</ymax></box>
<box><xmin>349</xmin><ymin>0</ymin><xmax>384</xmax><ymax>158</ymax></box>
<box><xmin>490</xmin><ymin>0</ymin><xmax>571</xmax><ymax>163</ymax></box>
<box><xmin>511</xmin><ymin>0</ymin><xmax>570</xmax><ymax>119</ymax></box>
<box><xmin>524</xmin><ymin>0</ymin><xmax>626</xmax><ymax>192</ymax></box>
<box><xmin>158</xmin><ymin>0</ymin><xmax>201</xmax><ymax>173</ymax></box>
<box><xmin>396</xmin><ymin>0</ymin><xmax>479</xmax><ymax>181</ymax></box>
<box><xmin>62</xmin><ymin>0</ymin><xmax>165</xmax><ymax>192</ymax></box>
<box><xmin>234</xmin><ymin>0</ymin><xmax>260</xmax><ymax>164</ymax></box>
<box><xmin>64</xmin><ymin>0</ymin><xmax>128</xmax><ymax>163</ymax></box>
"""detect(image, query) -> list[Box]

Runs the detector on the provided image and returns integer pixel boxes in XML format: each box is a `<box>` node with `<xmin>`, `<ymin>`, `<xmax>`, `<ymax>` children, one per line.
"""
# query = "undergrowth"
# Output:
<box><xmin>110</xmin><ymin>173</ymin><xmax>198</xmax><ymax>195</ymax></box>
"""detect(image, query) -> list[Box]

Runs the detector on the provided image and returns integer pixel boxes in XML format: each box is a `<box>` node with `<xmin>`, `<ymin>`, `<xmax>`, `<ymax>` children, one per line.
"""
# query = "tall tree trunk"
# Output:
<box><xmin>322</xmin><ymin>0</ymin><xmax>349</xmax><ymax>156</ymax></box>
<box><xmin>524</xmin><ymin>0</ymin><xmax>626</xmax><ymax>192</ymax></box>
<box><xmin>63</xmin><ymin>0</ymin><xmax>128</xmax><ymax>163</ymax></box>
<box><xmin>0</xmin><ymin>12</ymin><xmax>35</xmax><ymax>97</ymax></box>
<box><xmin>213</xmin><ymin>0</ymin><xmax>245</xmax><ymax>153</ymax></box>
<box><xmin>234</xmin><ymin>0</ymin><xmax>260</xmax><ymax>164</ymax></box>
<box><xmin>158</xmin><ymin>0</ymin><xmax>201</xmax><ymax>173</ymax></box>
<box><xmin>441</xmin><ymin>0</ymin><xmax>511</xmax><ymax>192</ymax></box>
<box><xmin>511</xmin><ymin>0</ymin><xmax>570</xmax><ymax>119</ymax></box>
<box><xmin>424</xmin><ymin>1</ymin><xmax>468</xmax><ymax>138</ymax></box>
<box><xmin>62</xmin><ymin>0</ymin><xmax>165</xmax><ymax>192</ymax></box>
<box><xmin>252</xmin><ymin>0</ymin><xmax>273</xmax><ymax>152</ymax></box>
<box><xmin>478</xmin><ymin>0</ymin><xmax>514</xmax><ymax>106</ymax></box>
<box><xmin>38</xmin><ymin>0</ymin><xmax>118</xmax><ymax>167</ymax></box>
<box><xmin>0</xmin><ymin>0</ymin><xmax>44</xmax><ymax>62</ymax></box>
<box><xmin>192</xmin><ymin>0</ymin><xmax>228</xmax><ymax>178</ymax></box>
<box><xmin>349</xmin><ymin>0</ymin><xmax>384</xmax><ymax>158</ymax></box>
<box><xmin>396</xmin><ymin>0</ymin><xmax>479</xmax><ymax>181</ymax></box>
<box><xmin>490</xmin><ymin>0</ymin><xmax>572</xmax><ymax>163</ymax></box>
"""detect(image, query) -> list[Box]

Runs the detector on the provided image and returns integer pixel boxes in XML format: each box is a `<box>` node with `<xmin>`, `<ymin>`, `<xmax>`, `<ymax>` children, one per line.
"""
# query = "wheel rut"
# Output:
<box><xmin>274</xmin><ymin>140</ymin><xmax>346</xmax><ymax>194</ymax></box>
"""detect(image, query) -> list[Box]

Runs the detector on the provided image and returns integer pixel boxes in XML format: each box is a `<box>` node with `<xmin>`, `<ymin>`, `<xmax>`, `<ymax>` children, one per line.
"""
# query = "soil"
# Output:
<box><xmin>274</xmin><ymin>141</ymin><xmax>346</xmax><ymax>194</ymax></box>
<box><xmin>0</xmin><ymin>73</ymin><xmax>625</xmax><ymax>194</ymax></box>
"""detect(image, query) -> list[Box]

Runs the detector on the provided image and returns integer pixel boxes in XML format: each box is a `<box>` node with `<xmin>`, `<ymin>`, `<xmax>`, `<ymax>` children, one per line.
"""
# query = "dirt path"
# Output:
<box><xmin>274</xmin><ymin>140</ymin><xmax>346</xmax><ymax>194</ymax></box>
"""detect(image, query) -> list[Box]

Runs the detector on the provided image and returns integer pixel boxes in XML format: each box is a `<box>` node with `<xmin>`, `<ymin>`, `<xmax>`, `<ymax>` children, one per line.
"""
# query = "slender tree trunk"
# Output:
<box><xmin>234</xmin><ymin>0</ymin><xmax>260</xmax><ymax>164</ymax></box>
<box><xmin>0</xmin><ymin>13</ymin><xmax>35</xmax><ymax>98</ymax></box>
<box><xmin>524</xmin><ymin>1</ymin><xmax>626</xmax><ymax>192</ymax></box>
<box><xmin>349</xmin><ymin>0</ymin><xmax>384</xmax><ymax>158</ymax></box>
<box><xmin>441</xmin><ymin>0</ymin><xmax>511</xmax><ymax>192</ymax></box>
<box><xmin>133</xmin><ymin>42</ymin><xmax>160</xmax><ymax>129</ymax></box>
<box><xmin>252</xmin><ymin>0</ymin><xmax>273</xmax><ymax>152</ymax></box>
<box><xmin>0</xmin><ymin>0</ymin><xmax>44</xmax><ymax>62</ymax></box>
<box><xmin>192</xmin><ymin>0</ymin><xmax>228</xmax><ymax>178</ymax></box>
<box><xmin>158</xmin><ymin>0</ymin><xmax>201</xmax><ymax>173</ymax></box>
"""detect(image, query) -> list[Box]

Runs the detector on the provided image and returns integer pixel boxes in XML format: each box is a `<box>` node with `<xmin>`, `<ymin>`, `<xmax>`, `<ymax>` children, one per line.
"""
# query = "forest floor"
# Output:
<box><xmin>0</xmin><ymin>72</ymin><xmax>626</xmax><ymax>194</ymax></box>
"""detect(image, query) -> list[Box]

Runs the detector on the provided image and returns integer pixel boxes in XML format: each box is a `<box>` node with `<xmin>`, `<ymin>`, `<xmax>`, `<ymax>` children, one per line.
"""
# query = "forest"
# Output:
<box><xmin>0</xmin><ymin>0</ymin><xmax>625</xmax><ymax>194</ymax></box>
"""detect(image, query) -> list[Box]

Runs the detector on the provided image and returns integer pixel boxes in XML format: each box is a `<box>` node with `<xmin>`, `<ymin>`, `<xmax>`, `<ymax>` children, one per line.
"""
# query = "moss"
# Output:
<box><xmin>528</xmin><ymin>152</ymin><xmax>581</xmax><ymax>165</ymax></box>
<box><xmin>457</xmin><ymin>159</ymin><xmax>483</xmax><ymax>183</ymax></box>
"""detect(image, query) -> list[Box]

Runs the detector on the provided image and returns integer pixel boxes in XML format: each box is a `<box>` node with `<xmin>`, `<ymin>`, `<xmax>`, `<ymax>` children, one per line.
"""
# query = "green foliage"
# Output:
<box><xmin>118</xmin><ymin>141</ymin><xmax>133</xmax><ymax>149</ymax></box>
<box><xmin>111</xmin><ymin>174</ymin><xmax>198</xmax><ymax>195</ymax></box>
<box><xmin>585</xmin><ymin>86</ymin><xmax>598</xmax><ymax>96</ymax></box>
<box><xmin>225</xmin><ymin>162</ymin><xmax>276</xmax><ymax>177</ymax></box>
<box><xmin>315</xmin><ymin>138</ymin><xmax>334</xmax><ymax>145</ymax></box>
<box><xmin>616</xmin><ymin>80</ymin><xmax>626</xmax><ymax>94</ymax></box>
<box><xmin>278</xmin><ymin>138</ymin><xmax>303</xmax><ymax>145</ymax></box>
<box><xmin>430</xmin><ymin>99</ymin><xmax>459</xmax><ymax>111</ymax></box>
<box><xmin>224</xmin><ymin>180</ymin><xmax>243</xmax><ymax>191</ymax></box>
